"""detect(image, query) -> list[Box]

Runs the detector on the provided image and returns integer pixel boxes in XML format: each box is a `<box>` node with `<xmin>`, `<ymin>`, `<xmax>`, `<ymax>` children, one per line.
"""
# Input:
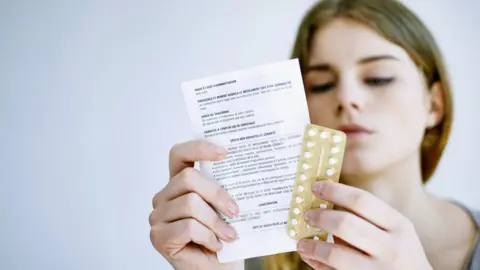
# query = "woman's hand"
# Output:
<box><xmin>296</xmin><ymin>181</ymin><xmax>432</xmax><ymax>270</ymax></box>
<box><xmin>149</xmin><ymin>140</ymin><xmax>242</xmax><ymax>270</ymax></box>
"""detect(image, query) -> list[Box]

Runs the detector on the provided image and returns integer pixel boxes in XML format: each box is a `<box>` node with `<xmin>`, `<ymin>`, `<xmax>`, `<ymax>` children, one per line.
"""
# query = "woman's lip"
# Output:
<box><xmin>343</xmin><ymin>130</ymin><xmax>371</xmax><ymax>139</ymax></box>
<box><xmin>336</xmin><ymin>124</ymin><xmax>374</xmax><ymax>135</ymax></box>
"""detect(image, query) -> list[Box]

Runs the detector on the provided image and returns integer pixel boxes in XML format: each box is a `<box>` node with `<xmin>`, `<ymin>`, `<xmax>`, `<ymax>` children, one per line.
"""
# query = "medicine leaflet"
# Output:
<box><xmin>182</xmin><ymin>59</ymin><xmax>311</xmax><ymax>263</ymax></box>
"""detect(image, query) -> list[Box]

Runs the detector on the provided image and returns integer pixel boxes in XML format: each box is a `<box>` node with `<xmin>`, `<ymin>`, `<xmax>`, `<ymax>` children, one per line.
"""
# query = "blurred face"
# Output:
<box><xmin>304</xmin><ymin>18</ymin><xmax>440</xmax><ymax>177</ymax></box>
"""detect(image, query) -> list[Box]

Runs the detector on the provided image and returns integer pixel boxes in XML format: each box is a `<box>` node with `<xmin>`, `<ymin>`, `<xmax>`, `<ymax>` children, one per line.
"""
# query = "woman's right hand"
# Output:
<box><xmin>149</xmin><ymin>140</ymin><xmax>242</xmax><ymax>270</ymax></box>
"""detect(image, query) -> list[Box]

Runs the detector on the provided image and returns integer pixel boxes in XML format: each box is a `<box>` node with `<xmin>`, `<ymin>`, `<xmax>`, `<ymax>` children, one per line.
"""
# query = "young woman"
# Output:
<box><xmin>149</xmin><ymin>0</ymin><xmax>479</xmax><ymax>269</ymax></box>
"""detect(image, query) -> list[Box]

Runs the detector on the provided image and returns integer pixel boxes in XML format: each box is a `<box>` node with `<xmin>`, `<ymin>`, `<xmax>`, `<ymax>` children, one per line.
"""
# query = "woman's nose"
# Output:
<box><xmin>334</xmin><ymin>82</ymin><xmax>366</xmax><ymax>115</ymax></box>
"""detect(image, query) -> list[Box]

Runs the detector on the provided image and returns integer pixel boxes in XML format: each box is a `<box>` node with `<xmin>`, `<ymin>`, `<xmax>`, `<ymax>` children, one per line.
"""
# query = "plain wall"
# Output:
<box><xmin>0</xmin><ymin>1</ymin><xmax>479</xmax><ymax>269</ymax></box>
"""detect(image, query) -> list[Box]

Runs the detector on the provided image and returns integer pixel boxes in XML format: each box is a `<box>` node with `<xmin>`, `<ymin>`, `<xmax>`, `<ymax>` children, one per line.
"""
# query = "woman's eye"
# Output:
<box><xmin>365</xmin><ymin>77</ymin><xmax>395</xmax><ymax>86</ymax></box>
<box><xmin>310</xmin><ymin>83</ymin><xmax>334</xmax><ymax>93</ymax></box>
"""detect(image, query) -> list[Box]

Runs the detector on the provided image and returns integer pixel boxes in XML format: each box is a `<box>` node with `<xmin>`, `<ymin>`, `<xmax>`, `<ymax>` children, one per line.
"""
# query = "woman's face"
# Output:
<box><xmin>304</xmin><ymin>18</ymin><xmax>441</xmax><ymax>177</ymax></box>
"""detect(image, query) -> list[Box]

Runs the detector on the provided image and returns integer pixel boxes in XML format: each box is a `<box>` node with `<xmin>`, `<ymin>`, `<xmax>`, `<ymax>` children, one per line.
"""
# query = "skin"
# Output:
<box><xmin>149</xmin><ymin>18</ymin><xmax>477</xmax><ymax>270</ymax></box>
<box><xmin>150</xmin><ymin>141</ymin><xmax>244</xmax><ymax>270</ymax></box>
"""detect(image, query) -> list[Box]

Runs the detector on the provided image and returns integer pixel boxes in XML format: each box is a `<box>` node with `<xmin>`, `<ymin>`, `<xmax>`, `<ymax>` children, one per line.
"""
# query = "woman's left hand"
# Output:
<box><xmin>296</xmin><ymin>181</ymin><xmax>432</xmax><ymax>270</ymax></box>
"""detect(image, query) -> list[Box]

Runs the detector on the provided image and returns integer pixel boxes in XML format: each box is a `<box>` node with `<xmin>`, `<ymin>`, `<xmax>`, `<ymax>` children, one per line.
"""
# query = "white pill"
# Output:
<box><xmin>333</xmin><ymin>135</ymin><xmax>342</xmax><ymax>143</ymax></box>
<box><xmin>296</xmin><ymin>197</ymin><xmax>303</xmax><ymax>204</ymax></box>
<box><xmin>328</xmin><ymin>158</ymin><xmax>337</xmax><ymax>165</ymax></box>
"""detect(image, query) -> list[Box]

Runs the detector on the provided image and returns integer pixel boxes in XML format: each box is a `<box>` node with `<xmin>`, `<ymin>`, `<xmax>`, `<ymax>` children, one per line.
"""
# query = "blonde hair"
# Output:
<box><xmin>264</xmin><ymin>0</ymin><xmax>453</xmax><ymax>269</ymax></box>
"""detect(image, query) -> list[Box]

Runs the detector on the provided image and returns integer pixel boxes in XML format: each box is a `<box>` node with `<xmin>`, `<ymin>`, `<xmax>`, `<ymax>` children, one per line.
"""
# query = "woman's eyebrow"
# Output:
<box><xmin>305</xmin><ymin>63</ymin><xmax>332</xmax><ymax>72</ymax></box>
<box><xmin>306</xmin><ymin>54</ymin><xmax>400</xmax><ymax>72</ymax></box>
<box><xmin>358</xmin><ymin>54</ymin><xmax>400</xmax><ymax>64</ymax></box>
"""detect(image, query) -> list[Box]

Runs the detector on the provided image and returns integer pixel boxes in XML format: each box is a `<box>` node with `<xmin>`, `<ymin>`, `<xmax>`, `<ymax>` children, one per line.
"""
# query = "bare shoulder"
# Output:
<box><xmin>426</xmin><ymin>199</ymin><xmax>478</xmax><ymax>270</ymax></box>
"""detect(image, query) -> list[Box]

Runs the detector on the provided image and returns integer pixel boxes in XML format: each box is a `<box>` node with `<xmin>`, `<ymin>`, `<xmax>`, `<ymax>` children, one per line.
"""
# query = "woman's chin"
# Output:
<box><xmin>339</xmin><ymin>154</ymin><xmax>381</xmax><ymax>179</ymax></box>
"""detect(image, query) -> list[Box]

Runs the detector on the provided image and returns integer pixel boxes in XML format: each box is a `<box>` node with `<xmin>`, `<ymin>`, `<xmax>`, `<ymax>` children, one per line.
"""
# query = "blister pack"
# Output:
<box><xmin>287</xmin><ymin>124</ymin><xmax>346</xmax><ymax>241</ymax></box>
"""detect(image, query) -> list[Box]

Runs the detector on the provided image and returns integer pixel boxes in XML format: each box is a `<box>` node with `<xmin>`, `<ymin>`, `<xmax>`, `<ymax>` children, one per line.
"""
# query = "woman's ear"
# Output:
<box><xmin>426</xmin><ymin>81</ymin><xmax>445</xmax><ymax>129</ymax></box>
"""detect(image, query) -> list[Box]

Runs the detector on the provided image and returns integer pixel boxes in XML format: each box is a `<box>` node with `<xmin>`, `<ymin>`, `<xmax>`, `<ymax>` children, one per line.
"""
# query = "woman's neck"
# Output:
<box><xmin>340</xmin><ymin>152</ymin><xmax>429</xmax><ymax>215</ymax></box>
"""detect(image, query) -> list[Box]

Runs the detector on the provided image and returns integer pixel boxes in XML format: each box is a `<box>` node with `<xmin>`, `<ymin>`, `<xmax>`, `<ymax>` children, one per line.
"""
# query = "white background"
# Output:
<box><xmin>0</xmin><ymin>1</ymin><xmax>479</xmax><ymax>269</ymax></box>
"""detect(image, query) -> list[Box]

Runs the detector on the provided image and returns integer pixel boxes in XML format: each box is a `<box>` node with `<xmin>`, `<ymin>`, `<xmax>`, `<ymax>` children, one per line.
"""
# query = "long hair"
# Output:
<box><xmin>264</xmin><ymin>0</ymin><xmax>453</xmax><ymax>269</ymax></box>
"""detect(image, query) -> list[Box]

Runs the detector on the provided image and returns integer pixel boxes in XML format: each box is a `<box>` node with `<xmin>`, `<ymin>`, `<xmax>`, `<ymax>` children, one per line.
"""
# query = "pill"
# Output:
<box><xmin>328</xmin><ymin>157</ymin><xmax>337</xmax><ymax>165</ymax></box>
<box><xmin>287</xmin><ymin>124</ymin><xmax>346</xmax><ymax>241</ymax></box>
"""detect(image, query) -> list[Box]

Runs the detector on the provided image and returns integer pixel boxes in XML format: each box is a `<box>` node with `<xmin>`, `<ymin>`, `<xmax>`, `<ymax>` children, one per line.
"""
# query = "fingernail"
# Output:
<box><xmin>297</xmin><ymin>240</ymin><xmax>308</xmax><ymax>253</ymax></box>
<box><xmin>223</xmin><ymin>223</ymin><xmax>237</xmax><ymax>239</ymax></box>
<box><xmin>304</xmin><ymin>211</ymin><xmax>311</xmax><ymax>221</ymax></box>
<box><xmin>228</xmin><ymin>199</ymin><xmax>239</xmax><ymax>216</ymax></box>
<box><xmin>215</xmin><ymin>146</ymin><xmax>227</xmax><ymax>156</ymax></box>
<box><xmin>312</xmin><ymin>181</ymin><xmax>324</xmax><ymax>194</ymax></box>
